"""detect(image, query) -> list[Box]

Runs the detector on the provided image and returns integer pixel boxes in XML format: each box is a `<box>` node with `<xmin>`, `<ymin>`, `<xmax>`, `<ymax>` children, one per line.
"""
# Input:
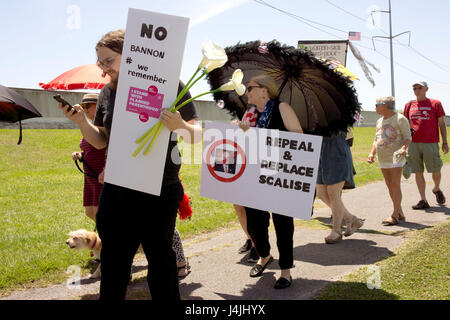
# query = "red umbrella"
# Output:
<box><xmin>39</xmin><ymin>64</ymin><xmax>110</xmax><ymax>90</ymax></box>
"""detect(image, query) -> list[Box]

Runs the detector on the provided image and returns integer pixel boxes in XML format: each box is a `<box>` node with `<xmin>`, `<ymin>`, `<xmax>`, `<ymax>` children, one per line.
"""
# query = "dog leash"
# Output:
<box><xmin>74</xmin><ymin>158</ymin><xmax>100</xmax><ymax>179</ymax></box>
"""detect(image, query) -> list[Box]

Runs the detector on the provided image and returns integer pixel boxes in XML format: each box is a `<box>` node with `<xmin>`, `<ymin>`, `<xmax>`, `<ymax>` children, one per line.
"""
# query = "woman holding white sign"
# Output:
<box><xmin>59</xmin><ymin>29</ymin><xmax>201</xmax><ymax>300</ymax></box>
<box><xmin>239</xmin><ymin>74</ymin><xmax>303</xmax><ymax>289</ymax></box>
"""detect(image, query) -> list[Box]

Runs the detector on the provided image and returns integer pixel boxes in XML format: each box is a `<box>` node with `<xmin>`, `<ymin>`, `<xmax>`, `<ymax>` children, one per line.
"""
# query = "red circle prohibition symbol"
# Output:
<box><xmin>206</xmin><ymin>139</ymin><xmax>246</xmax><ymax>183</ymax></box>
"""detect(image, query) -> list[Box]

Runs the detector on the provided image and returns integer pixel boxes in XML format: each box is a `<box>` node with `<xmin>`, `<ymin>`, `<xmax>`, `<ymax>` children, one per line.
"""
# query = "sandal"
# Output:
<box><xmin>177</xmin><ymin>261</ymin><xmax>191</xmax><ymax>279</ymax></box>
<box><xmin>325</xmin><ymin>230</ymin><xmax>342</xmax><ymax>244</ymax></box>
<box><xmin>344</xmin><ymin>216</ymin><xmax>364</xmax><ymax>237</ymax></box>
<box><xmin>382</xmin><ymin>216</ymin><xmax>399</xmax><ymax>226</ymax></box>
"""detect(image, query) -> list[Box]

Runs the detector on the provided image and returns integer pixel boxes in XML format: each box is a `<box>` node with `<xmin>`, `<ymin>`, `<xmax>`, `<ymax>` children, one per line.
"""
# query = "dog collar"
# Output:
<box><xmin>91</xmin><ymin>236</ymin><xmax>97</xmax><ymax>250</ymax></box>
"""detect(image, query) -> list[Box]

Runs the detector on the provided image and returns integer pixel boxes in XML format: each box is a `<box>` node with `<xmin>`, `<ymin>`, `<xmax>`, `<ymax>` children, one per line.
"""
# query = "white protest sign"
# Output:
<box><xmin>200</xmin><ymin>122</ymin><xmax>323</xmax><ymax>220</ymax></box>
<box><xmin>105</xmin><ymin>8</ymin><xmax>189</xmax><ymax>195</ymax></box>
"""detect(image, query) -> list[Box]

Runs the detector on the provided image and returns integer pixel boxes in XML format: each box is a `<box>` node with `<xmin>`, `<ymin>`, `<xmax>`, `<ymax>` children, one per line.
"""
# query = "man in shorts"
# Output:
<box><xmin>404</xmin><ymin>81</ymin><xmax>448</xmax><ymax>209</ymax></box>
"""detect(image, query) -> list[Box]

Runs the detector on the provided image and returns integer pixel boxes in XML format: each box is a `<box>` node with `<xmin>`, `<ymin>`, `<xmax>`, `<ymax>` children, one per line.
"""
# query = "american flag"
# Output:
<box><xmin>326</xmin><ymin>60</ymin><xmax>341</xmax><ymax>70</ymax></box>
<box><xmin>348</xmin><ymin>31</ymin><xmax>361</xmax><ymax>41</ymax></box>
<box><xmin>258</xmin><ymin>41</ymin><xmax>269</xmax><ymax>54</ymax></box>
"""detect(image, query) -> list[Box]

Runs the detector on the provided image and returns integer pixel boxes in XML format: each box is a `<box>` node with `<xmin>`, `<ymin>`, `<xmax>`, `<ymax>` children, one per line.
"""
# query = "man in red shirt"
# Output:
<box><xmin>404</xmin><ymin>81</ymin><xmax>448</xmax><ymax>209</ymax></box>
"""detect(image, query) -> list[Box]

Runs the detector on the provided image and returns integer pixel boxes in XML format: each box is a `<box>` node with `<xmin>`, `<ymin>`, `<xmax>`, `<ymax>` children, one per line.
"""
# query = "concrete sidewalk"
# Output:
<box><xmin>3</xmin><ymin>165</ymin><xmax>449</xmax><ymax>300</ymax></box>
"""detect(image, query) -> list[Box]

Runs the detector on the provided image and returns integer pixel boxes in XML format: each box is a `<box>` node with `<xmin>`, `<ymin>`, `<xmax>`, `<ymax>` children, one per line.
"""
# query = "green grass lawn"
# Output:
<box><xmin>0</xmin><ymin>127</ymin><xmax>449</xmax><ymax>297</ymax></box>
<box><xmin>315</xmin><ymin>221</ymin><xmax>450</xmax><ymax>300</ymax></box>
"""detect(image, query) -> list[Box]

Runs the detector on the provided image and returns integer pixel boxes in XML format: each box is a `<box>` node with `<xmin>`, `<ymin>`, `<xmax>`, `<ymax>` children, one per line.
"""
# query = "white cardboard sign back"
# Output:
<box><xmin>200</xmin><ymin>122</ymin><xmax>323</xmax><ymax>220</ymax></box>
<box><xmin>105</xmin><ymin>8</ymin><xmax>189</xmax><ymax>195</ymax></box>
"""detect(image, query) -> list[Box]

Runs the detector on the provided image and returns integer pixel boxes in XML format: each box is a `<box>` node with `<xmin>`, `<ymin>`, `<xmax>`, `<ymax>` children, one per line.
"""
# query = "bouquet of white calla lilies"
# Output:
<box><xmin>133</xmin><ymin>42</ymin><xmax>244</xmax><ymax>157</ymax></box>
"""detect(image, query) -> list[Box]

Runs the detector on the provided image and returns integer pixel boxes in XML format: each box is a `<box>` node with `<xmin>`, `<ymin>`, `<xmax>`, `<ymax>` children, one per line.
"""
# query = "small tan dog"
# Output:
<box><xmin>66</xmin><ymin>229</ymin><xmax>102</xmax><ymax>279</ymax></box>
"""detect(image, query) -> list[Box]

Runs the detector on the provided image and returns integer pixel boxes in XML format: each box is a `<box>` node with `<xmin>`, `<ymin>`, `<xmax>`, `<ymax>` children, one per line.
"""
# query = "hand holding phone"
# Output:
<box><xmin>53</xmin><ymin>94</ymin><xmax>73</xmax><ymax>111</ymax></box>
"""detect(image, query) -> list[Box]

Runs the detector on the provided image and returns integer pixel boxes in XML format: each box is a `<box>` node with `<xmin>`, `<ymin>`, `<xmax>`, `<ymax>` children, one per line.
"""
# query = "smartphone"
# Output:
<box><xmin>53</xmin><ymin>94</ymin><xmax>73</xmax><ymax>111</ymax></box>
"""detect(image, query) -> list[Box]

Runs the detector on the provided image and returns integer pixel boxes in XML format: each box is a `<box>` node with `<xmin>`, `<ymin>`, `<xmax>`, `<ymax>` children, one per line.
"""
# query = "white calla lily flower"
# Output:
<box><xmin>218</xmin><ymin>69</ymin><xmax>246</xmax><ymax>96</ymax></box>
<box><xmin>198</xmin><ymin>40</ymin><xmax>228</xmax><ymax>73</ymax></box>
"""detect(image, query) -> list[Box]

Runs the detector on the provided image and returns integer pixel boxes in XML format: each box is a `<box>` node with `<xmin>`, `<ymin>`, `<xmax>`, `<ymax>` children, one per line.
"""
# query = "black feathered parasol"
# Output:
<box><xmin>207</xmin><ymin>40</ymin><xmax>361</xmax><ymax>136</ymax></box>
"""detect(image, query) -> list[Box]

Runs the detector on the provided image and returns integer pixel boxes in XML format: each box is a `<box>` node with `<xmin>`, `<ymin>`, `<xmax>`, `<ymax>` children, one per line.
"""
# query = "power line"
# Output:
<box><xmin>323</xmin><ymin>0</ymin><xmax>450</xmax><ymax>75</ymax></box>
<box><xmin>253</xmin><ymin>0</ymin><xmax>389</xmax><ymax>43</ymax></box>
<box><xmin>252</xmin><ymin>0</ymin><xmax>450</xmax><ymax>86</ymax></box>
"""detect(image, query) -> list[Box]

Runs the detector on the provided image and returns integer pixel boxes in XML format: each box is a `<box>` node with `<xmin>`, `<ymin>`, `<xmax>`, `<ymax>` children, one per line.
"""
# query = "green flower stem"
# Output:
<box><xmin>171</xmin><ymin>70</ymin><xmax>207</xmax><ymax>111</ymax></box>
<box><xmin>132</xmin><ymin>123</ymin><xmax>159</xmax><ymax>157</ymax></box>
<box><xmin>135</xmin><ymin>87</ymin><xmax>217</xmax><ymax>157</ymax></box>
<box><xmin>169</xmin><ymin>68</ymin><xmax>204</xmax><ymax>112</ymax></box>
<box><xmin>174</xmin><ymin>88</ymin><xmax>221</xmax><ymax>112</ymax></box>
<box><xmin>143</xmin><ymin>121</ymin><xmax>164</xmax><ymax>155</ymax></box>
<box><xmin>133</xmin><ymin>68</ymin><xmax>214</xmax><ymax>157</ymax></box>
<box><xmin>135</xmin><ymin>122</ymin><xmax>158</xmax><ymax>144</ymax></box>
<box><xmin>135</xmin><ymin>68</ymin><xmax>206</xmax><ymax>147</ymax></box>
<box><xmin>172</xmin><ymin>68</ymin><xmax>201</xmax><ymax>108</ymax></box>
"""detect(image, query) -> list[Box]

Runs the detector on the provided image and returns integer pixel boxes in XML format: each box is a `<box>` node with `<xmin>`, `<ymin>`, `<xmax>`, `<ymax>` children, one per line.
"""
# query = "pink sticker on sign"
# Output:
<box><xmin>139</xmin><ymin>112</ymin><xmax>149</xmax><ymax>122</ymax></box>
<box><xmin>148</xmin><ymin>85</ymin><xmax>158</xmax><ymax>96</ymax></box>
<box><xmin>126</xmin><ymin>86</ymin><xmax>164</xmax><ymax>119</ymax></box>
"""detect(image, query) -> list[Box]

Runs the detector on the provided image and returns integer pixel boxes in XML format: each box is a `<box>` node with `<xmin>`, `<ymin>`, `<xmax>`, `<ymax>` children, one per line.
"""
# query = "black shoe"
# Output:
<box><xmin>246</xmin><ymin>247</ymin><xmax>259</xmax><ymax>263</ymax></box>
<box><xmin>433</xmin><ymin>189</ymin><xmax>446</xmax><ymax>205</ymax></box>
<box><xmin>249</xmin><ymin>256</ymin><xmax>273</xmax><ymax>277</ymax></box>
<box><xmin>412</xmin><ymin>200</ymin><xmax>430</xmax><ymax>210</ymax></box>
<box><xmin>238</xmin><ymin>239</ymin><xmax>252</xmax><ymax>254</ymax></box>
<box><xmin>274</xmin><ymin>276</ymin><xmax>292</xmax><ymax>289</ymax></box>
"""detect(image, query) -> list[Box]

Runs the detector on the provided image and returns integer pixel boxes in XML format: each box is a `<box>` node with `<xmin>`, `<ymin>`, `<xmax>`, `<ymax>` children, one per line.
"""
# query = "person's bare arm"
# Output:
<box><xmin>160</xmin><ymin>109</ymin><xmax>202</xmax><ymax>144</ymax></box>
<box><xmin>438</xmin><ymin>116</ymin><xmax>448</xmax><ymax>154</ymax></box>
<box><xmin>368</xmin><ymin>142</ymin><xmax>377</xmax><ymax>164</ymax></box>
<box><xmin>279</xmin><ymin>102</ymin><xmax>303</xmax><ymax>133</ymax></box>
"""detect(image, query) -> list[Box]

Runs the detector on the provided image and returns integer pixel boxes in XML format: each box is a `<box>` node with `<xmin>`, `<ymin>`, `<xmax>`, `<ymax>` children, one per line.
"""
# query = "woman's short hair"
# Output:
<box><xmin>96</xmin><ymin>29</ymin><xmax>125</xmax><ymax>54</ymax></box>
<box><xmin>250</xmin><ymin>75</ymin><xmax>279</xmax><ymax>99</ymax></box>
<box><xmin>377</xmin><ymin>96</ymin><xmax>395</xmax><ymax>110</ymax></box>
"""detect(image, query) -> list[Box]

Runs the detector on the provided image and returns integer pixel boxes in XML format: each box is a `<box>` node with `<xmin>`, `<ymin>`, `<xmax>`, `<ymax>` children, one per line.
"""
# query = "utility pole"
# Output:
<box><xmin>371</xmin><ymin>0</ymin><xmax>410</xmax><ymax>98</ymax></box>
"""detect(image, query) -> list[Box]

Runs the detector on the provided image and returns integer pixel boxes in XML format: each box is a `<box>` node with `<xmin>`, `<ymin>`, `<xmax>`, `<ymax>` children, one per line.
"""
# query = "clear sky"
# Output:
<box><xmin>1</xmin><ymin>0</ymin><xmax>450</xmax><ymax>113</ymax></box>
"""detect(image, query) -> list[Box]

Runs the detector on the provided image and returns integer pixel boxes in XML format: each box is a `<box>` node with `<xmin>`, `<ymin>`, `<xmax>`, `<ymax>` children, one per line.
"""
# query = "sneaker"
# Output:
<box><xmin>433</xmin><ymin>189</ymin><xmax>446</xmax><ymax>205</ymax></box>
<box><xmin>247</xmin><ymin>247</ymin><xmax>259</xmax><ymax>263</ymax></box>
<box><xmin>412</xmin><ymin>200</ymin><xmax>430</xmax><ymax>210</ymax></box>
<box><xmin>238</xmin><ymin>239</ymin><xmax>252</xmax><ymax>254</ymax></box>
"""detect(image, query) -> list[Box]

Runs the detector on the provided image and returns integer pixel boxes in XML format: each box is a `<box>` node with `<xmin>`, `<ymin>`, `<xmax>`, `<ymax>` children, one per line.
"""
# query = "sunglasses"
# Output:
<box><xmin>375</xmin><ymin>102</ymin><xmax>385</xmax><ymax>107</ymax></box>
<box><xmin>246</xmin><ymin>85</ymin><xmax>263</xmax><ymax>93</ymax></box>
<box><xmin>81</xmin><ymin>104</ymin><xmax>95</xmax><ymax>110</ymax></box>
<box><xmin>413</xmin><ymin>87</ymin><xmax>424</xmax><ymax>91</ymax></box>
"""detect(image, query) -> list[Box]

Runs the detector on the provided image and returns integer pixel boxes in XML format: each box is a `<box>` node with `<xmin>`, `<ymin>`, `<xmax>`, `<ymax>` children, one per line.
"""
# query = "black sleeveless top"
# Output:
<box><xmin>257</xmin><ymin>99</ymin><xmax>287</xmax><ymax>132</ymax></box>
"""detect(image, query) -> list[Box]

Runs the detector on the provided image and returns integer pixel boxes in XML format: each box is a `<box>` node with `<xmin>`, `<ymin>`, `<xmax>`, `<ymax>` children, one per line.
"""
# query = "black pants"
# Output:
<box><xmin>245</xmin><ymin>207</ymin><xmax>294</xmax><ymax>270</ymax></box>
<box><xmin>96</xmin><ymin>181</ymin><xmax>184</xmax><ymax>300</ymax></box>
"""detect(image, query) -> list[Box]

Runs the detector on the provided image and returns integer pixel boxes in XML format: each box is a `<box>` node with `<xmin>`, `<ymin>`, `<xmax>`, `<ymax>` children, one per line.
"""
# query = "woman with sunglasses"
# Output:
<box><xmin>239</xmin><ymin>74</ymin><xmax>302</xmax><ymax>289</ymax></box>
<box><xmin>59</xmin><ymin>29</ymin><xmax>201</xmax><ymax>300</ymax></box>
<box><xmin>368</xmin><ymin>97</ymin><xmax>411</xmax><ymax>225</ymax></box>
